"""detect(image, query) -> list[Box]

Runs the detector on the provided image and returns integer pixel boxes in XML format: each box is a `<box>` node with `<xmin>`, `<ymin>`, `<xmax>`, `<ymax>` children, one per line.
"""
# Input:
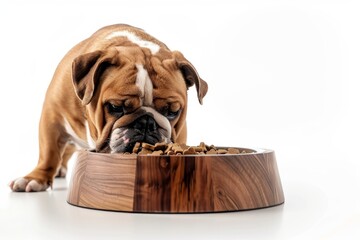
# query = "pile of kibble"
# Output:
<box><xmin>128</xmin><ymin>142</ymin><xmax>249</xmax><ymax>155</ymax></box>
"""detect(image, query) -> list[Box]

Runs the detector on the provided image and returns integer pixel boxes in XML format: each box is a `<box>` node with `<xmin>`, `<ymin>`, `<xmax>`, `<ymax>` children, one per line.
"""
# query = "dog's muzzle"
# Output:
<box><xmin>109</xmin><ymin>111</ymin><xmax>171</xmax><ymax>153</ymax></box>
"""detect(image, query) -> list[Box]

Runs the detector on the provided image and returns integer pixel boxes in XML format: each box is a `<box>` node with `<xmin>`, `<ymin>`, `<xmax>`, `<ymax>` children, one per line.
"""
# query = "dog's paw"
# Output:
<box><xmin>55</xmin><ymin>166</ymin><xmax>67</xmax><ymax>178</ymax></box>
<box><xmin>9</xmin><ymin>177</ymin><xmax>49</xmax><ymax>192</ymax></box>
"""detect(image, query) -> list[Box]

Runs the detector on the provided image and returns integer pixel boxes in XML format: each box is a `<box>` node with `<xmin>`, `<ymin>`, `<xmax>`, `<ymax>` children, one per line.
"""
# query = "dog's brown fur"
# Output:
<box><xmin>9</xmin><ymin>24</ymin><xmax>207</xmax><ymax>192</ymax></box>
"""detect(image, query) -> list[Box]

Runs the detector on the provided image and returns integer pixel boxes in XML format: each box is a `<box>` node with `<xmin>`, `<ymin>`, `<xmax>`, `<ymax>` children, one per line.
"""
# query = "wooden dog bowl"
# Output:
<box><xmin>67</xmin><ymin>148</ymin><xmax>284</xmax><ymax>213</ymax></box>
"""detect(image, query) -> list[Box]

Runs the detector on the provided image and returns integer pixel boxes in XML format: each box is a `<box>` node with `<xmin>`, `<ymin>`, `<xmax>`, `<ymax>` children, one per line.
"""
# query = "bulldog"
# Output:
<box><xmin>9</xmin><ymin>24</ymin><xmax>207</xmax><ymax>192</ymax></box>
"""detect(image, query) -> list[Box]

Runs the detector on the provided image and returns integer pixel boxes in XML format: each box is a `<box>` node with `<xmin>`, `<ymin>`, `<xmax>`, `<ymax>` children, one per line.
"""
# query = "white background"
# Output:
<box><xmin>1</xmin><ymin>0</ymin><xmax>360</xmax><ymax>239</ymax></box>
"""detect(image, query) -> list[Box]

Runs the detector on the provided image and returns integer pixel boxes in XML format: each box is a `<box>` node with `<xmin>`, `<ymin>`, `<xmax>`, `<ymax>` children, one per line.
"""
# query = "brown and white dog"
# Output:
<box><xmin>9</xmin><ymin>24</ymin><xmax>207</xmax><ymax>192</ymax></box>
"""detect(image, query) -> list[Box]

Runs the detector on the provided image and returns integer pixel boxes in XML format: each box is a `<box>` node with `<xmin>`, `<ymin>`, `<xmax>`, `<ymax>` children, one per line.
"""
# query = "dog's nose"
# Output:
<box><xmin>133</xmin><ymin>115</ymin><xmax>158</xmax><ymax>132</ymax></box>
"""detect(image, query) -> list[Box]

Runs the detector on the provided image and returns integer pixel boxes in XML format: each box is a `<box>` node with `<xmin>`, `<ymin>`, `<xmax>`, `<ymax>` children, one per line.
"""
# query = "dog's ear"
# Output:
<box><xmin>72</xmin><ymin>49</ymin><xmax>119</xmax><ymax>105</ymax></box>
<box><xmin>173</xmin><ymin>51</ymin><xmax>208</xmax><ymax>105</ymax></box>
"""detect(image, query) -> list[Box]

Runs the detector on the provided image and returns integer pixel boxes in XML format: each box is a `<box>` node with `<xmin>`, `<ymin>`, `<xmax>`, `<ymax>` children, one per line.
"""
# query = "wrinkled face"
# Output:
<box><xmin>96</xmin><ymin>52</ymin><xmax>188</xmax><ymax>153</ymax></box>
<box><xmin>72</xmin><ymin>46</ymin><xmax>207</xmax><ymax>153</ymax></box>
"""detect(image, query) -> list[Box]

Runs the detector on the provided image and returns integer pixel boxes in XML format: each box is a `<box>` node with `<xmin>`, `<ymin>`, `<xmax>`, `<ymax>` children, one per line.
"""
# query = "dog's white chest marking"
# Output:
<box><xmin>84</xmin><ymin>121</ymin><xmax>96</xmax><ymax>149</ymax></box>
<box><xmin>136</xmin><ymin>64</ymin><xmax>153</xmax><ymax>106</ymax></box>
<box><xmin>63</xmin><ymin>118</ymin><xmax>96</xmax><ymax>149</ymax></box>
<box><xmin>105</xmin><ymin>30</ymin><xmax>160</xmax><ymax>54</ymax></box>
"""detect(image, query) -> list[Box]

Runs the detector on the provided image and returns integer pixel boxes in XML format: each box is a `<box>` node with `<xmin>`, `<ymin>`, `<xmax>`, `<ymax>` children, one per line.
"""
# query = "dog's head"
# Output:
<box><xmin>72</xmin><ymin>46</ymin><xmax>207</xmax><ymax>153</ymax></box>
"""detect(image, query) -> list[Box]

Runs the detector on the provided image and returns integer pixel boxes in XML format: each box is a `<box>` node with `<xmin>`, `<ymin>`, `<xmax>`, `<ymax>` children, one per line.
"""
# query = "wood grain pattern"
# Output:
<box><xmin>212</xmin><ymin>151</ymin><xmax>283</xmax><ymax>211</ymax></box>
<box><xmin>67</xmin><ymin>149</ymin><xmax>284</xmax><ymax>213</ymax></box>
<box><xmin>67</xmin><ymin>152</ymin><xmax>137</xmax><ymax>211</ymax></box>
<box><xmin>133</xmin><ymin>156</ymin><xmax>171</xmax><ymax>212</ymax></box>
<box><xmin>170</xmin><ymin>156</ymin><xmax>213</xmax><ymax>212</ymax></box>
<box><xmin>133</xmin><ymin>156</ymin><xmax>214</xmax><ymax>212</ymax></box>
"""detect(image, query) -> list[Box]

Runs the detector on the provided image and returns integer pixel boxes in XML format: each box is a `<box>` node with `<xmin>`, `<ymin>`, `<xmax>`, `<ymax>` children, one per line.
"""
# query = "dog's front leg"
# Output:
<box><xmin>10</xmin><ymin>110</ymin><xmax>68</xmax><ymax>192</ymax></box>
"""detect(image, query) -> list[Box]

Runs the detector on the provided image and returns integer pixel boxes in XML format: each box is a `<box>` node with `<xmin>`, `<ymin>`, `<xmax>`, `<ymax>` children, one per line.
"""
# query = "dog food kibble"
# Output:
<box><xmin>128</xmin><ymin>142</ymin><xmax>251</xmax><ymax>155</ymax></box>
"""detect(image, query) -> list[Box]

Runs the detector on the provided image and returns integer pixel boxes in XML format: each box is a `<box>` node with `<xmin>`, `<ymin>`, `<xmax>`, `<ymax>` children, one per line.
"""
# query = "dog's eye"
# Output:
<box><xmin>107</xmin><ymin>103</ymin><xmax>124</xmax><ymax>116</ymax></box>
<box><xmin>165</xmin><ymin>110</ymin><xmax>180</xmax><ymax>120</ymax></box>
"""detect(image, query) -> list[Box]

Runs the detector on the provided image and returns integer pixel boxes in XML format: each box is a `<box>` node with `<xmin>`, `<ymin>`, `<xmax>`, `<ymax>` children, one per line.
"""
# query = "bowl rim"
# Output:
<box><xmin>83</xmin><ymin>147</ymin><xmax>273</xmax><ymax>158</ymax></box>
